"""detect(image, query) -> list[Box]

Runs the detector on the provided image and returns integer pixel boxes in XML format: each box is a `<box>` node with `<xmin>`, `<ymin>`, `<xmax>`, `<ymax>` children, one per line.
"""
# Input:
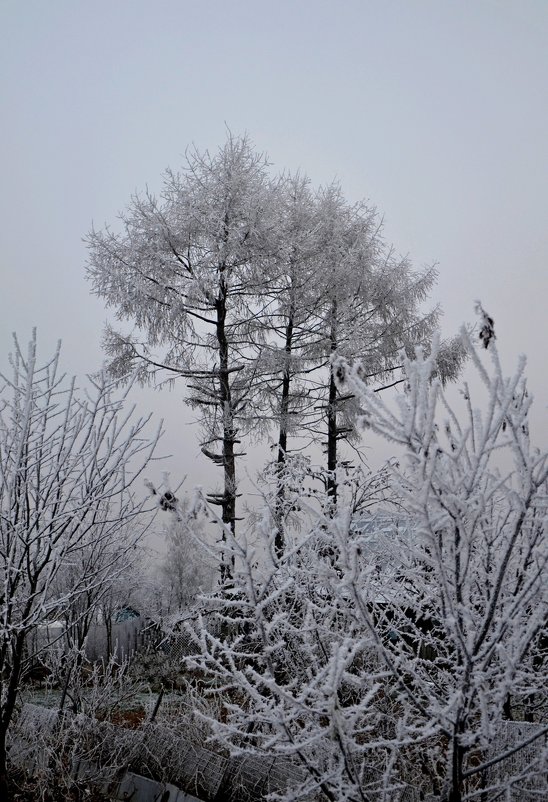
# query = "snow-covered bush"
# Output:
<box><xmin>183</xmin><ymin>310</ymin><xmax>547</xmax><ymax>802</ymax></box>
<box><xmin>334</xmin><ymin>310</ymin><xmax>547</xmax><ymax>801</ymax></box>
<box><xmin>0</xmin><ymin>332</ymin><xmax>160</xmax><ymax>797</ymax></box>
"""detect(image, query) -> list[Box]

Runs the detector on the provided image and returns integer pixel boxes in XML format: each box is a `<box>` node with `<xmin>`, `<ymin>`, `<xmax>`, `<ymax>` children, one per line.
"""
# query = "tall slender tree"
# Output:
<box><xmin>87</xmin><ymin>135</ymin><xmax>272</xmax><ymax>577</ymax></box>
<box><xmin>254</xmin><ymin>173</ymin><xmax>327</xmax><ymax>553</ymax></box>
<box><xmin>259</xmin><ymin>178</ymin><xmax>464</xmax><ymax>536</ymax></box>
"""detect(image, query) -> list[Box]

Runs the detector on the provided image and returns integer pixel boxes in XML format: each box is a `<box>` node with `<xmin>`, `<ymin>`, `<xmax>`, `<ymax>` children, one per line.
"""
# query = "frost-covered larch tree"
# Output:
<box><xmin>313</xmin><ymin>182</ymin><xmax>467</xmax><ymax>509</ymax></box>
<box><xmin>259</xmin><ymin>176</ymin><xmax>464</xmax><ymax>546</ymax></box>
<box><xmin>253</xmin><ymin>172</ymin><xmax>329</xmax><ymax>553</ymax></box>
<box><xmin>88</xmin><ymin>134</ymin><xmax>464</xmax><ymax>564</ymax></box>
<box><xmin>0</xmin><ymin>332</ymin><xmax>159</xmax><ymax>797</ymax></box>
<box><xmin>86</xmin><ymin>134</ymin><xmax>273</xmax><ymax>578</ymax></box>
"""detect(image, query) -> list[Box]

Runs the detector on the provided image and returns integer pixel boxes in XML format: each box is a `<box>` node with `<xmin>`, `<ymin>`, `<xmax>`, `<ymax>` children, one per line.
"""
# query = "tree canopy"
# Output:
<box><xmin>87</xmin><ymin>133</ymin><xmax>465</xmax><ymax>564</ymax></box>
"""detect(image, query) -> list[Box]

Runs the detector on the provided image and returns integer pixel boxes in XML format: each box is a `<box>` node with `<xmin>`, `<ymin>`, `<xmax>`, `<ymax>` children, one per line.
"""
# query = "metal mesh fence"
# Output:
<box><xmin>10</xmin><ymin>704</ymin><xmax>547</xmax><ymax>802</ymax></box>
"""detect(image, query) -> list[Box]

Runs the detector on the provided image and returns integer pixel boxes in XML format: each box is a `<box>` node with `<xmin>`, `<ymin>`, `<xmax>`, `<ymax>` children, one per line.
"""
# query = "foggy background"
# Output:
<box><xmin>1</xmin><ymin>0</ymin><xmax>546</xmax><ymax>508</ymax></box>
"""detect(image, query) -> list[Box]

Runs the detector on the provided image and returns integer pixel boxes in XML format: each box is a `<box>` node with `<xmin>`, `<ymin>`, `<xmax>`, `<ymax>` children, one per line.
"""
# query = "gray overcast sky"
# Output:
<box><xmin>1</xmin><ymin>0</ymin><xmax>547</xmax><ymax>491</ymax></box>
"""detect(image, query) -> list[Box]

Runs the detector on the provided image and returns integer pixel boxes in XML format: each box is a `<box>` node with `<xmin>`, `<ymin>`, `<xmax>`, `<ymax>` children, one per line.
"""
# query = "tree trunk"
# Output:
<box><xmin>0</xmin><ymin>731</ymin><xmax>8</xmax><ymax>802</ymax></box>
<box><xmin>216</xmin><ymin>271</ymin><xmax>236</xmax><ymax>582</ymax></box>
<box><xmin>326</xmin><ymin>368</ymin><xmax>338</xmax><ymax>508</ymax></box>
<box><xmin>0</xmin><ymin>632</ymin><xmax>26</xmax><ymax>799</ymax></box>
<box><xmin>447</xmin><ymin>725</ymin><xmax>466</xmax><ymax>802</ymax></box>
<box><xmin>274</xmin><ymin>311</ymin><xmax>294</xmax><ymax>558</ymax></box>
<box><xmin>106</xmin><ymin>615</ymin><xmax>113</xmax><ymax>661</ymax></box>
<box><xmin>326</xmin><ymin>300</ymin><xmax>338</xmax><ymax>509</ymax></box>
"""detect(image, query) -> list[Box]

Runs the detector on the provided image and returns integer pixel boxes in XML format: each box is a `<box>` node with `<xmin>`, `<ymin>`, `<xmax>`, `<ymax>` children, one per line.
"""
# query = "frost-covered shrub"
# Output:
<box><xmin>183</xmin><ymin>310</ymin><xmax>547</xmax><ymax>802</ymax></box>
<box><xmin>0</xmin><ymin>333</ymin><xmax>159</xmax><ymax>798</ymax></box>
